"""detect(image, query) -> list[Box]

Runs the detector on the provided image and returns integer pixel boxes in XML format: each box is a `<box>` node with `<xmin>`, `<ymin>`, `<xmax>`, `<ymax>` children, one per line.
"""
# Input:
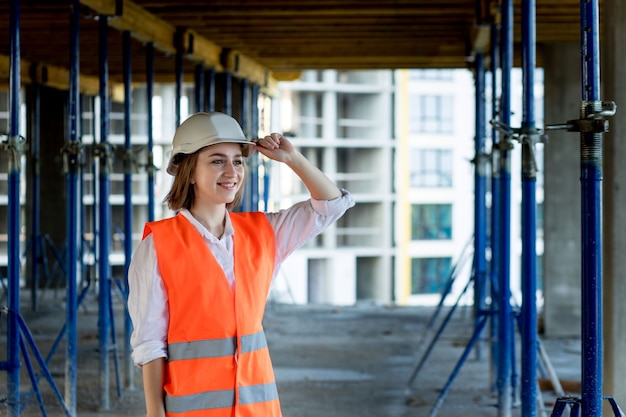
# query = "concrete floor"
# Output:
<box><xmin>1</xmin><ymin>292</ymin><xmax>582</xmax><ymax>417</ymax></box>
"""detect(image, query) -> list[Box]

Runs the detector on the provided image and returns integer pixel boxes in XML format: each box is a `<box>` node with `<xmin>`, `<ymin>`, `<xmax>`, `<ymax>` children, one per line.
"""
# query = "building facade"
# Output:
<box><xmin>397</xmin><ymin>69</ymin><xmax>477</xmax><ymax>306</ymax></box>
<box><xmin>272</xmin><ymin>68</ymin><xmax>544</xmax><ymax>307</ymax></box>
<box><xmin>270</xmin><ymin>70</ymin><xmax>396</xmax><ymax>305</ymax></box>
<box><xmin>271</xmin><ymin>69</ymin><xmax>477</xmax><ymax>306</ymax></box>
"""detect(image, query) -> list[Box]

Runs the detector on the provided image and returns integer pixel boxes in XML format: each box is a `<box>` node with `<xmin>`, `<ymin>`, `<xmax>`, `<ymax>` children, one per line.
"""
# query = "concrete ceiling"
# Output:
<box><xmin>0</xmin><ymin>0</ymin><xmax>593</xmax><ymax>94</ymax></box>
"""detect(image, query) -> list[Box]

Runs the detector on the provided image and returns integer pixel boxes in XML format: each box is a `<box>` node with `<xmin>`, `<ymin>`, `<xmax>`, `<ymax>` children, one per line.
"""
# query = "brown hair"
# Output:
<box><xmin>164</xmin><ymin>151</ymin><xmax>247</xmax><ymax>211</ymax></box>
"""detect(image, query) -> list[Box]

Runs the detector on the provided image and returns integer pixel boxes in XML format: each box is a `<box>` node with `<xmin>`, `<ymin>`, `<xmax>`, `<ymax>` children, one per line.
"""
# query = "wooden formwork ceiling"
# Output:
<box><xmin>0</xmin><ymin>0</ymin><xmax>595</xmax><ymax>95</ymax></box>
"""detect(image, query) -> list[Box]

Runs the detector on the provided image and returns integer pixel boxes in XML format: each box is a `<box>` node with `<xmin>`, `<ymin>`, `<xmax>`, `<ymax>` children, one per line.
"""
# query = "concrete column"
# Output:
<box><xmin>602</xmin><ymin>0</ymin><xmax>626</xmax><ymax>407</ymax></box>
<box><xmin>542</xmin><ymin>43</ymin><xmax>581</xmax><ymax>337</ymax></box>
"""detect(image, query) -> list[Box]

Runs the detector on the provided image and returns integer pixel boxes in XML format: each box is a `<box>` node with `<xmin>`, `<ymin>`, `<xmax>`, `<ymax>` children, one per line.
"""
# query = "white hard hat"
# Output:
<box><xmin>166</xmin><ymin>112</ymin><xmax>254</xmax><ymax>175</ymax></box>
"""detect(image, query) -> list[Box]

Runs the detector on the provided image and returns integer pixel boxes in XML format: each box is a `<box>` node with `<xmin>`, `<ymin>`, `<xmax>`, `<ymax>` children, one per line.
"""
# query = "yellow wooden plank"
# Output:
<box><xmin>223</xmin><ymin>50</ymin><xmax>278</xmax><ymax>95</ymax></box>
<box><xmin>182</xmin><ymin>29</ymin><xmax>222</xmax><ymax>69</ymax></box>
<box><xmin>0</xmin><ymin>54</ymin><xmax>117</xmax><ymax>97</ymax></box>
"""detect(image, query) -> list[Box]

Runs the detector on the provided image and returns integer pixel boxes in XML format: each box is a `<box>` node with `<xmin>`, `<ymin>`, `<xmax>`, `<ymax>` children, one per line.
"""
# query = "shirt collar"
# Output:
<box><xmin>179</xmin><ymin>208</ymin><xmax>235</xmax><ymax>242</ymax></box>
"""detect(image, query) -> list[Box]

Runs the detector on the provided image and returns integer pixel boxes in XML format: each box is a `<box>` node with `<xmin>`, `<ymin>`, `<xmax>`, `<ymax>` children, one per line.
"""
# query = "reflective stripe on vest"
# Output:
<box><xmin>168</xmin><ymin>330</ymin><xmax>268</xmax><ymax>361</ymax></box>
<box><xmin>239</xmin><ymin>383</ymin><xmax>279</xmax><ymax>405</ymax></box>
<box><xmin>165</xmin><ymin>383</ymin><xmax>279</xmax><ymax>413</ymax></box>
<box><xmin>166</xmin><ymin>388</ymin><xmax>235</xmax><ymax>413</ymax></box>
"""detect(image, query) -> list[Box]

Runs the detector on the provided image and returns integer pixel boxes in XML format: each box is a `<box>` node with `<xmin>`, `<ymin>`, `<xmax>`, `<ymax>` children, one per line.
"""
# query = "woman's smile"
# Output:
<box><xmin>218</xmin><ymin>181</ymin><xmax>237</xmax><ymax>190</ymax></box>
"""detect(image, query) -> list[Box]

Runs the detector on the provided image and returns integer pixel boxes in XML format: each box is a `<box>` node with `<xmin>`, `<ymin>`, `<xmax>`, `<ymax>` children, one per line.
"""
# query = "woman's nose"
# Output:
<box><xmin>223</xmin><ymin>161</ymin><xmax>237</xmax><ymax>176</ymax></box>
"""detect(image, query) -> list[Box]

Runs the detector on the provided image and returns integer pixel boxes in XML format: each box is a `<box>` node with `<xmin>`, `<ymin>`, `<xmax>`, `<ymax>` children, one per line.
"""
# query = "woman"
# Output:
<box><xmin>128</xmin><ymin>111</ymin><xmax>354</xmax><ymax>417</ymax></box>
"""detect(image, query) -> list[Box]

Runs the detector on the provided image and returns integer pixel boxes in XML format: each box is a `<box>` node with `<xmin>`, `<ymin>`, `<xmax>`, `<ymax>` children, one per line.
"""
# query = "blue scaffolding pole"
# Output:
<box><xmin>122</xmin><ymin>30</ymin><xmax>135</xmax><ymax>391</ymax></box>
<box><xmin>240</xmin><ymin>78</ymin><xmax>261</xmax><ymax>212</ymax></box>
<box><xmin>64</xmin><ymin>0</ymin><xmax>81</xmax><ymax>413</ymax></box>
<box><xmin>473</xmin><ymin>52</ymin><xmax>489</xmax><ymax>344</ymax></box>
<box><xmin>97</xmin><ymin>14</ymin><xmax>113</xmax><ymax>410</ymax></box>
<box><xmin>579</xmin><ymin>0</ymin><xmax>604</xmax><ymax>415</ymax></box>
<box><xmin>195</xmin><ymin>63</ymin><xmax>205</xmax><ymax>113</ymax></box>
<box><xmin>222</xmin><ymin>72</ymin><xmax>233</xmax><ymax>115</ymax></box>
<box><xmin>496</xmin><ymin>0</ymin><xmax>514</xmax><ymax>415</ymax></box>
<box><xmin>240</xmin><ymin>78</ymin><xmax>252</xmax><ymax>211</ymax></box>
<box><xmin>240</xmin><ymin>78</ymin><xmax>249</xmax><ymax>136</ymax></box>
<box><xmin>520</xmin><ymin>0</ymin><xmax>539</xmax><ymax>415</ymax></box>
<box><xmin>250</xmin><ymin>83</ymin><xmax>261</xmax><ymax>211</ymax></box>
<box><xmin>5</xmin><ymin>1</ymin><xmax>23</xmax><ymax>414</ymax></box>
<box><xmin>205</xmin><ymin>68</ymin><xmax>216</xmax><ymax>112</ymax></box>
<box><xmin>175</xmin><ymin>32</ymin><xmax>184</xmax><ymax>127</ymax></box>
<box><xmin>145</xmin><ymin>42</ymin><xmax>155</xmax><ymax>222</ymax></box>
<box><xmin>489</xmin><ymin>21</ymin><xmax>501</xmax><ymax>393</ymax></box>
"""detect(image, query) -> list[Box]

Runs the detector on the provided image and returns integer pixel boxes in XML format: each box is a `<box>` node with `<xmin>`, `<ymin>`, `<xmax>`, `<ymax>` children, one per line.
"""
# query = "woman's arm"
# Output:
<box><xmin>127</xmin><ymin>235</ymin><xmax>169</xmax><ymax>365</ymax></box>
<box><xmin>255</xmin><ymin>133</ymin><xmax>342</xmax><ymax>201</ymax></box>
<box><xmin>127</xmin><ymin>235</ymin><xmax>169</xmax><ymax>416</ymax></box>
<box><xmin>142</xmin><ymin>358</ymin><xmax>166</xmax><ymax>417</ymax></box>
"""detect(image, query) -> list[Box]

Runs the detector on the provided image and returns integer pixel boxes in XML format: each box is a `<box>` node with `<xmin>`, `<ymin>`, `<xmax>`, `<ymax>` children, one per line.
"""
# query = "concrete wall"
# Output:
<box><xmin>542</xmin><ymin>43</ymin><xmax>581</xmax><ymax>337</ymax></box>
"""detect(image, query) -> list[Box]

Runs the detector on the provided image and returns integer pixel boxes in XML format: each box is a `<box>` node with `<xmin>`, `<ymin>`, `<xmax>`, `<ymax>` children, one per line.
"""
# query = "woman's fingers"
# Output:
<box><xmin>257</xmin><ymin>133</ymin><xmax>282</xmax><ymax>149</ymax></box>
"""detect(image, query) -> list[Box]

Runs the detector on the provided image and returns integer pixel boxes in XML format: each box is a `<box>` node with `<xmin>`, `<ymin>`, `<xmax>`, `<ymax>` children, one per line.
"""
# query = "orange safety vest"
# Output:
<box><xmin>143</xmin><ymin>212</ymin><xmax>281</xmax><ymax>417</ymax></box>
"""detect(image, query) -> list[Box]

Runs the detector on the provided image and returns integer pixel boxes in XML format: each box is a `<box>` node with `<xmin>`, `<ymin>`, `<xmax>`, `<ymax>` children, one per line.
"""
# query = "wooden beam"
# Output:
<box><xmin>0</xmin><ymin>54</ymin><xmax>119</xmax><ymax>97</ymax></box>
<box><xmin>223</xmin><ymin>50</ymin><xmax>278</xmax><ymax>96</ymax></box>
<box><xmin>182</xmin><ymin>29</ymin><xmax>222</xmax><ymax>68</ymax></box>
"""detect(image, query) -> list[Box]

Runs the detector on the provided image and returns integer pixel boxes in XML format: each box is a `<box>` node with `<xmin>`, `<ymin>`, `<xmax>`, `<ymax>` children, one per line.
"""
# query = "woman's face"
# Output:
<box><xmin>191</xmin><ymin>142</ymin><xmax>245</xmax><ymax>208</ymax></box>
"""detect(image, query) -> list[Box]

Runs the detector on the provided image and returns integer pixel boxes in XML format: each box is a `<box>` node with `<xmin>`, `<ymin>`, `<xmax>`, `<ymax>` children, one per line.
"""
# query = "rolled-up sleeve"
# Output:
<box><xmin>309</xmin><ymin>189</ymin><xmax>355</xmax><ymax>217</ymax></box>
<box><xmin>127</xmin><ymin>234</ymin><xmax>169</xmax><ymax>366</ymax></box>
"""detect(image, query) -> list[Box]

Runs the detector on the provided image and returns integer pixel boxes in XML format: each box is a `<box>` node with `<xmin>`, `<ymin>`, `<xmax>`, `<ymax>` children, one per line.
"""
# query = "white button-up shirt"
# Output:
<box><xmin>128</xmin><ymin>191</ymin><xmax>355</xmax><ymax>365</ymax></box>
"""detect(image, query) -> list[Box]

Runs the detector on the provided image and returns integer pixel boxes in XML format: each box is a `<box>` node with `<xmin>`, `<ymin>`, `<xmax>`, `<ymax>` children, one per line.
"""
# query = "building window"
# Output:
<box><xmin>409</xmin><ymin>94</ymin><xmax>453</xmax><ymax>134</ymax></box>
<box><xmin>411</xmin><ymin>204</ymin><xmax>452</xmax><ymax>240</ymax></box>
<box><xmin>410</xmin><ymin>148</ymin><xmax>452</xmax><ymax>187</ymax></box>
<box><xmin>411</xmin><ymin>257</ymin><xmax>452</xmax><ymax>294</ymax></box>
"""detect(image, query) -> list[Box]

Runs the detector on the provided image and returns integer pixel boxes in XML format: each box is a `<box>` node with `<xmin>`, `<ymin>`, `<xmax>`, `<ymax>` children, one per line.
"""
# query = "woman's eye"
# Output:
<box><xmin>233</xmin><ymin>159</ymin><xmax>243</xmax><ymax>166</ymax></box>
<box><xmin>211</xmin><ymin>159</ymin><xmax>224</xmax><ymax>165</ymax></box>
